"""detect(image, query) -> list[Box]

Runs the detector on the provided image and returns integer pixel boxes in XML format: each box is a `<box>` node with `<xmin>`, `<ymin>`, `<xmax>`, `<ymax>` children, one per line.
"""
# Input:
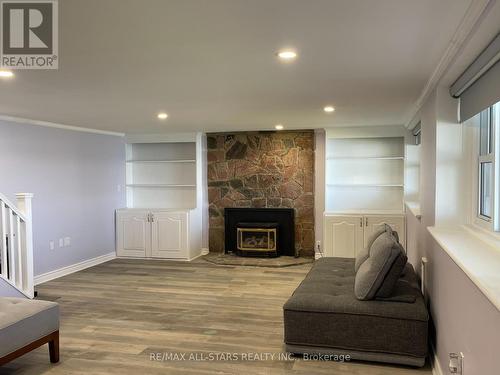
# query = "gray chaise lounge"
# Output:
<box><xmin>0</xmin><ymin>297</ymin><xmax>60</xmax><ymax>366</ymax></box>
<box><xmin>283</xmin><ymin>257</ymin><xmax>428</xmax><ymax>367</ymax></box>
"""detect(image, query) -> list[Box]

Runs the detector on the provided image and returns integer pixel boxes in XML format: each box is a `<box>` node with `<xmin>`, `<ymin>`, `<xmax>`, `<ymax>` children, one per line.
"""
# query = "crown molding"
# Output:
<box><xmin>405</xmin><ymin>0</ymin><xmax>493</xmax><ymax>128</ymax></box>
<box><xmin>0</xmin><ymin>114</ymin><xmax>125</xmax><ymax>137</ymax></box>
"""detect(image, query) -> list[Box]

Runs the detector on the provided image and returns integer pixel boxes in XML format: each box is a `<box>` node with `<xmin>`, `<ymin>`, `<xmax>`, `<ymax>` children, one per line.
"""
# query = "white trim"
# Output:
<box><xmin>201</xmin><ymin>248</ymin><xmax>209</xmax><ymax>256</ymax></box>
<box><xmin>125</xmin><ymin>132</ymin><xmax>197</xmax><ymax>143</ymax></box>
<box><xmin>116</xmin><ymin>251</ymin><xmax>205</xmax><ymax>262</ymax></box>
<box><xmin>314</xmin><ymin>252</ymin><xmax>322</xmax><ymax>260</ymax></box>
<box><xmin>0</xmin><ymin>114</ymin><xmax>125</xmax><ymax>137</ymax></box>
<box><xmin>427</xmin><ymin>225</ymin><xmax>500</xmax><ymax>311</ymax></box>
<box><xmin>405</xmin><ymin>0</ymin><xmax>493</xmax><ymax>128</ymax></box>
<box><xmin>34</xmin><ymin>252</ymin><xmax>116</xmax><ymax>285</ymax></box>
<box><xmin>188</xmin><ymin>252</ymin><xmax>205</xmax><ymax>261</ymax></box>
<box><xmin>430</xmin><ymin>344</ymin><xmax>444</xmax><ymax>375</ymax></box>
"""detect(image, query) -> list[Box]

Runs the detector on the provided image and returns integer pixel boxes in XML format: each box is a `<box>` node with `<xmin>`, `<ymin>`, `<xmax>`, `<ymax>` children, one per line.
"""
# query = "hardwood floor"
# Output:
<box><xmin>0</xmin><ymin>258</ymin><xmax>432</xmax><ymax>374</ymax></box>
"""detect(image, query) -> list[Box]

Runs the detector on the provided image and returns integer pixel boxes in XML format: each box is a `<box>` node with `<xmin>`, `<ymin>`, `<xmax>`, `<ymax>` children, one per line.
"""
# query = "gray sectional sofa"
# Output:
<box><xmin>283</xmin><ymin>227</ymin><xmax>429</xmax><ymax>367</ymax></box>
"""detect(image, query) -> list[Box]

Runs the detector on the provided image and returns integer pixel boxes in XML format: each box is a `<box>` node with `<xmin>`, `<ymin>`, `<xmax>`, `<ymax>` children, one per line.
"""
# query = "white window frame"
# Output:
<box><xmin>472</xmin><ymin>103</ymin><xmax>500</xmax><ymax>232</ymax></box>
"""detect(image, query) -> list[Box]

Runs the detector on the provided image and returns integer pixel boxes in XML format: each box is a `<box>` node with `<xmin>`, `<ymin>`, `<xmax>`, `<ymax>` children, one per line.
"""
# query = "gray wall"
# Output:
<box><xmin>406</xmin><ymin>87</ymin><xmax>500</xmax><ymax>374</ymax></box>
<box><xmin>0</xmin><ymin>120</ymin><xmax>125</xmax><ymax>278</ymax></box>
<box><xmin>0</xmin><ymin>278</ymin><xmax>25</xmax><ymax>297</ymax></box>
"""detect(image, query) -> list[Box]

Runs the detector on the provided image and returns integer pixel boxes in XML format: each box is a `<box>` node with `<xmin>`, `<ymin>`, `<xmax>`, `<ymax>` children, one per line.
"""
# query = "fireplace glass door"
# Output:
<box><xmin>237</xmin><ymin>228</ymin><xmax>277</xmax><ymax>251</ymax></box>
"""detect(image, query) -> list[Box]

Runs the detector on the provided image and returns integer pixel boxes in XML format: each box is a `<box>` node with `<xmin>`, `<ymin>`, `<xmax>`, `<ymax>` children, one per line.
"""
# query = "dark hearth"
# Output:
<box><xmin>225</xmin><ymin>208</ymin><xmax>295</xmax><ymax>257</ymax></box>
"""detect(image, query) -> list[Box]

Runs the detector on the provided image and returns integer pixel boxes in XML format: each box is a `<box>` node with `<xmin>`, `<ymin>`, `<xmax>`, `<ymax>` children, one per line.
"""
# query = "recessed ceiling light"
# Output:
<box><xmin>0</xmin><ymin>70</ymin><xmax>14</xmax><ymax>78</ymax></box>
<box><xmin>275</xmin><ymin>124</ymin><xmax>284</xmax><ymax>130</ymax></box>
<box><xmin>277</xmin><ymin>49</ymin><xmax>297</xmax><ymax>61</ymax></box>
<box><xmin>157</xmin><ymin>112</ymin><xmax>168</xmax><ymax>120</ymax></box>
<box><xmin>324</xmin><ymin>106</ymin><xmax>335</xmax><ymax>113</ymax></box>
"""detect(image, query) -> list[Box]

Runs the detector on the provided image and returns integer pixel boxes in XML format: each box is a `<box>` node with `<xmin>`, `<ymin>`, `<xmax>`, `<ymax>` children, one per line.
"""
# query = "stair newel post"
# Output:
<box><xmin>16</xmin><ymin>193</ymin><xmax>34</xmax><ymax>298</ymax></box>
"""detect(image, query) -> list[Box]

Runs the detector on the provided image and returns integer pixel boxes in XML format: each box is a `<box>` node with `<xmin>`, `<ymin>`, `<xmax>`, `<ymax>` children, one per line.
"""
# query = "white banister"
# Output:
<box><xmin>16</xmin><ymin>193</ymin><xmax>34</xmax><ymax>298</ymax></box>
<box><xmin>0</xmin><ymin>193</ymin><xmax>34</xmax><ymax>298</ymax></box>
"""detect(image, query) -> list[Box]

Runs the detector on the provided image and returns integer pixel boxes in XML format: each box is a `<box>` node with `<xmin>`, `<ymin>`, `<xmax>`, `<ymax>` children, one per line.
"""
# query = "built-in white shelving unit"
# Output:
<box><xmin>116</xmin><ymin>135</ymin><xmax>207</xmax><ymax>261</ymax></box>
<box><xmin>325</xmin><ymin>136</ymin><xmax>405</xmax><ymax>212</ymax></box>
<box><xmin>322</xmin><ymin>128</ymin><xmax>408</xmax><ymax>259</ymax></box>
<box><xmin>126</xmin><ymin>142</ymin><xmax>197</xmax><ymax>209</ymax></box>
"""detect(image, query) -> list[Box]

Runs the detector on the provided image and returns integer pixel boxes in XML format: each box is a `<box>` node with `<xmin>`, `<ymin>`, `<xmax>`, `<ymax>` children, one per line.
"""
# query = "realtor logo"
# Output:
<box><xmin>1</xmin><ymin>0</ymin><xmax>58</xmax><ymax>69</ymax></box>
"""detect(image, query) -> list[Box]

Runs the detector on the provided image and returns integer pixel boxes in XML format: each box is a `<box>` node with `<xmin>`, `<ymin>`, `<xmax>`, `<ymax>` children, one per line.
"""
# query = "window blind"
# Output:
<box><xmin>450</xmin><ymin>33</ymin><xmax>500</xmax><ymax>122</ymax></box>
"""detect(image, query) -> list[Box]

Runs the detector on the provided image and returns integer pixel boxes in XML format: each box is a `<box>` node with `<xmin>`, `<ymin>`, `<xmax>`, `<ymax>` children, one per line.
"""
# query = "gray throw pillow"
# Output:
<box><xmin>375</xmin><ymin>243</ymin><xmax>407</xmax><ymax>298</ymax></box>
<box><xmin>354</xmin><ymin>230</ymin><xmax>403</xmax><ymax>300</ymax></box>
<box><xmin>354</xmin><ymin>224</ymin><xmax>392</xmax><ymax>272</ymax></box>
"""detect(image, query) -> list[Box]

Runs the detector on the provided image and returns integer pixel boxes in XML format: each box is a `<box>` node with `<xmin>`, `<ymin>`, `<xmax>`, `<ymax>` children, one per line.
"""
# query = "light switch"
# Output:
<box><xmin>64</xmin><ymin>237</ymin><xmax>71</xmax><ymax>246</ymax></box>
<box><xmin>49</xmin><ymin>241</ymin><xmax>55</xmax><ymax>250</ymax></box>
<box><xmin>59</xmin><ymin>238</ymin><xmax>64</xmax><ymax>247</ymax></box>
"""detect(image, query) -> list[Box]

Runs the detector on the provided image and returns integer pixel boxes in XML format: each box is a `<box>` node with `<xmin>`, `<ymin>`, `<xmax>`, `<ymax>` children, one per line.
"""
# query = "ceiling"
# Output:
<box><xmin>0</xmin><ymin>0</ymin><xmax>474</xmax><ymax>134</ymax></box>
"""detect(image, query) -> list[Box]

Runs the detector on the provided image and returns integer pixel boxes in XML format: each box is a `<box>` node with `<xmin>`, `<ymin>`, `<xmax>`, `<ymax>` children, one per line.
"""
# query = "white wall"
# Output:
<box><xmin>314</xmin><ymin>129</ymin><xmax>325</xmax><ymax>256</ymax></box>
<box><xmin>435</xmin><ymin>86</ymin><xmax>466</xmax><ymax>225</ymax></box>
<box><xmin>405</xmin><ymin>85</ymin><xmax>500</xmax><ymax>375</ymax></box>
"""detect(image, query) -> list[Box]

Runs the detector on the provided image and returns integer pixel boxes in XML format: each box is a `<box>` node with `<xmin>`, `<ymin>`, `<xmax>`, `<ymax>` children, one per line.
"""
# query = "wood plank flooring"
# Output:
<box><xmin>0</xmin><ymin>258</ymin><xmax>432</xmax><ymax>374</ymax></box>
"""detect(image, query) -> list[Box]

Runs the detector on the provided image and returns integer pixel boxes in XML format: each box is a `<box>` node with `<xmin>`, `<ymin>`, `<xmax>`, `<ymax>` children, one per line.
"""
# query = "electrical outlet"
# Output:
<box><xmin>449</xmin><ymin>352</ymin><xmax>464</xmax><ymax>374</ymax></box>
<box><xmin>49</xmin><ymin>241</ymin><xmax>55</xmax><ymax>250</ymax></box>
<box><xmin>64</xmin><ymin>237</ymin><xmax>71</xmax><ymax>246</ymax></box>
<box><xmin>58</xmin><ymin>238</ymin><xmax>64</xmax><ymax>247</ymax></box>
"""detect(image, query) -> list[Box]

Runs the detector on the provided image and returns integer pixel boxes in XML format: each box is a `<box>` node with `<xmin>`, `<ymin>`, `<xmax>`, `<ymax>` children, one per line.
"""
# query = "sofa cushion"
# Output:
<box><xmin>376</xmin><ymin>245</ymin><xmax>408</xmax><ymax>298</ymax></box>
<box><xmin>355</xmin><ymin>225</ymin><xmax>386</xmax><ymax>272</ymax></box>
<box><xmin>0</xmin><ymin>297</ymin><xmax>59</xmax><ymax>357</ymax></box>
<box><xmin>354</xmin><ymin>230</ymin><xmax>402</xmax><ymax>300</ymax></box>
<box><xmin>354</xmin><ymin>224</ymin><xmax>400</xmax><ymax>273</ymax></box>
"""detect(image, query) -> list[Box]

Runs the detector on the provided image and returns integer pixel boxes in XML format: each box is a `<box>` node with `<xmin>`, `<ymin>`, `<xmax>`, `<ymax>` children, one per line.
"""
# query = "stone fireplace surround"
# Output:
<box><xmin>207</xmin><ymin>131</ymin><xmax>314</xmax><ymax>257</ymax></box>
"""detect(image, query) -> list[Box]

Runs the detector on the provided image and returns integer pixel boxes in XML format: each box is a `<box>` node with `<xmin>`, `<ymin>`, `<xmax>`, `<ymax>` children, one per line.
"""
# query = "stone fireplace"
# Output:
<box><xmin>207</xmin><ymin>131</ymin><xmax>314</xmax><ymax>257</ymax></box>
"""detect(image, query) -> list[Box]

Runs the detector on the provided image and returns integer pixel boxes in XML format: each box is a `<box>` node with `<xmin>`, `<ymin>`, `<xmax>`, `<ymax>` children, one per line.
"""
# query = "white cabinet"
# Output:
<box><xmin>116</xmin><ymin>210</ymin><xmax>188</xmax><ymax>259</ymax></box>
<box><xmin>151</xmin><ymin>211</ymin><xmax>188</xmax><ymax>259</ymax></box>
<box><xmin>363</xmin><ymin>215</ymin><xmax>405</xmax><ymax>248</ymax></box>
<box><xmin>324</xmin><ymin>214</ymin><xmax>405</xmax><ymax>258</ymax></box>
<box><xmin>324</xmin><ymin>215</ymin><xmax>364</xmax><ymax>258</ymax></box>
<box><xmin>116</xmin><ymin>210</ymin><xmax>151</xmax><ymax>257</ymax></box>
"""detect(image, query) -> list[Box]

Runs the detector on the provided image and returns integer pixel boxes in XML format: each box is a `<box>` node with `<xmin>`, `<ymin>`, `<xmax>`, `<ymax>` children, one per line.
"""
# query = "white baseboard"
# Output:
<box><xmin>431</xmin><ymin>344</ymin><xmax>444</xmax><ymax>375</ymax></box>
<box><xmin>201</xmin><ymin>248</ymin><xmax>209</xmax><ymax>256</ymax></box>
<box><xmin>314</xmin><ymin>252</ymin><xmax>322</xmax><ymax>260</ymax></box>
<box><xmin>34</xmin><ymin>252</ymin><xmax>116</xmax><ymax>285</ymax></box>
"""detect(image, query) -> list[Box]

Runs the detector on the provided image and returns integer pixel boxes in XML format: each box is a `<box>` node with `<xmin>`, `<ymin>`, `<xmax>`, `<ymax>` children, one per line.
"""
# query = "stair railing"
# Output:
<box><xmin>0</xmin><ymin>193</ymin><xmax>34</xmax><ymax>298</ymax></box>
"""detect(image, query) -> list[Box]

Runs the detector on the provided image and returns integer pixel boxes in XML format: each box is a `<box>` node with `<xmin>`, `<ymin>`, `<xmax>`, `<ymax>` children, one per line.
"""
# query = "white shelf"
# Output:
<box><xmin>326</xmin><ymin>137</ymin><xmax>404</xmax><ymax>159</ymax></box>
<box><xmin>325</xmin><ymin>136</ymin><xmax>405</xmax><ymax>212</ymax></box>
<box><xmin>126</xmin><ymin>160</ymin><xmax>196</xmax><ymax>163</ymax></box>
<box><xmin>327</xmin><ymin>156</ymin><xmax>404</xmax><ymax>160</ymax></box>
<box><xmin>126</xmin><ymin>184</ymin><xmax>196</xmax><ymax>188</ymax></box>
<box><xmin>325</xmin><ymin>209</ymin><xmax>405</xmax><ymax>215</ymax></box>
<box><xmin>125</xmin><ymin>142</ymin><xmax>198</xmax><ymax>209</ymax></box>
<box><xmin>327</xmin><ymin>184</ymin><xmax>404</xmax><ymax>188</ymax></box>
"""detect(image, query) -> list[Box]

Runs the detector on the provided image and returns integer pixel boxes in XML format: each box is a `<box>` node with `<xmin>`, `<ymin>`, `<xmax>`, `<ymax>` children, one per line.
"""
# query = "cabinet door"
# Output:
<box><xmin>364</xmin><ymin>215</ymin><xmax>406</xmax><ymax>248</ymax></box>
<box><xmin>323</xmin><ymin>215</ymin><xmax>364</xmax><ymax>258</ymax></box>
<box><xmin>116</xmin><ymin>210</ymin><xmax>150</xmax><ymax>257</ymax></box>
<box><xmin>151</xmin><ymin>211</ymin><xmax>188</xmax><ymax>259</ymax></box>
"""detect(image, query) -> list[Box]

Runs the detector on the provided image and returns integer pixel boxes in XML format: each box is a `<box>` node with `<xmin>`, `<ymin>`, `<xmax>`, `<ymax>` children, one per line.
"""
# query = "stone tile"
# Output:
<box><xmin>207</xmin><ymin>131</ymin><xmax>315</xmax><ymax>256</ymax></box>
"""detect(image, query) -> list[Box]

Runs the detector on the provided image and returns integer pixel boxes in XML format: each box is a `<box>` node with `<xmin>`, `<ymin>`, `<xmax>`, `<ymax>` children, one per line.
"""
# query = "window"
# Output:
<box><xmin>476</xmin><ymin>104</ymin><xmax>499</xmax><ymax>227</ymax></box>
